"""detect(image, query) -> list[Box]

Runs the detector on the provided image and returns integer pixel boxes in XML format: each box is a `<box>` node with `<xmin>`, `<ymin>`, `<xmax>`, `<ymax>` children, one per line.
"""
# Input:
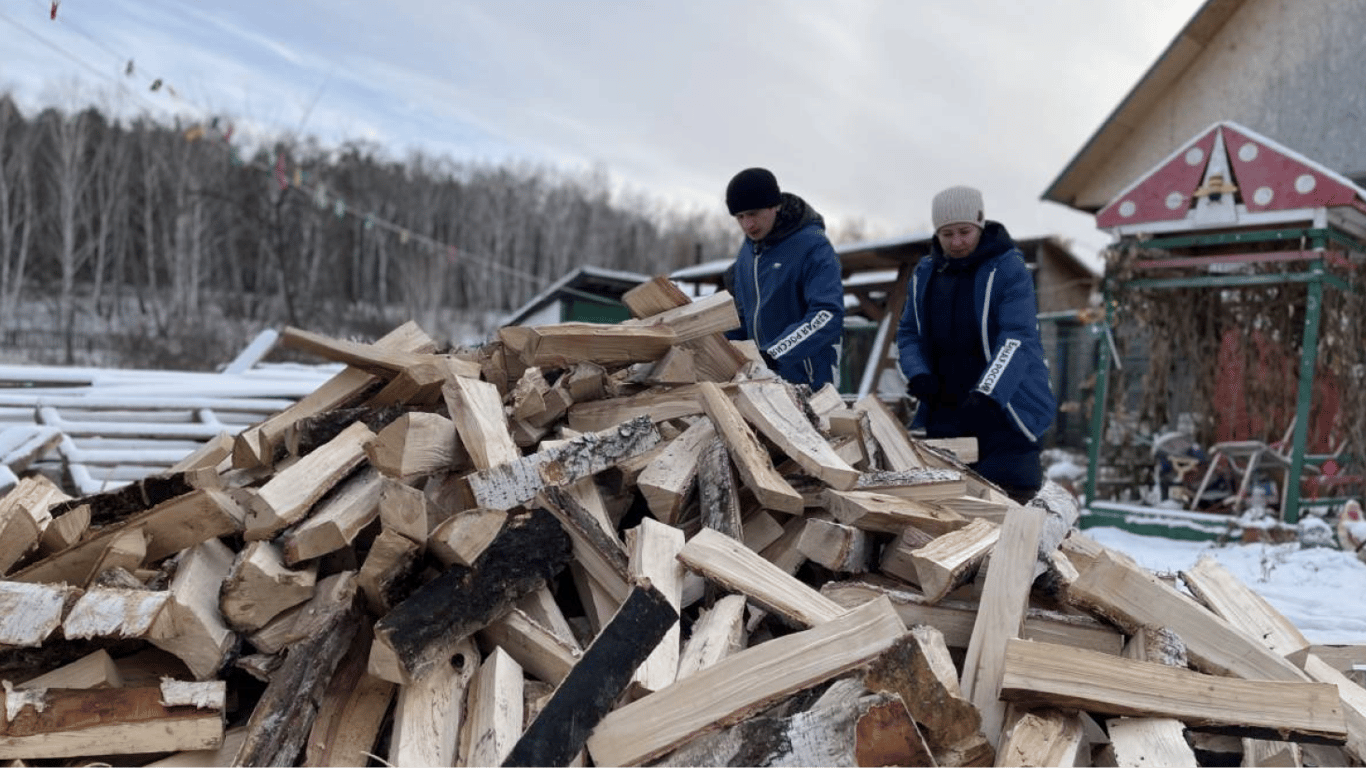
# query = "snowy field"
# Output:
<box><xmin>1088</xmin><ymin>525</ymin><xmax>1366</xmax><ymax>646</ymax></box>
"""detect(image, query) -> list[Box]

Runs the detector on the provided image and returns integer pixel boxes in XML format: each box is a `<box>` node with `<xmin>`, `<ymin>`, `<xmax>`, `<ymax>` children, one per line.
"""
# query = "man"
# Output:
<box><xmin>896</xmin><ymin>185</ymin><xmax>1056</xmax><ymax>503</ymax></box>
<box><xmin>723</xmin><ymin>167</ymin><xmax>844</xmax><ymax>390</ymax></box>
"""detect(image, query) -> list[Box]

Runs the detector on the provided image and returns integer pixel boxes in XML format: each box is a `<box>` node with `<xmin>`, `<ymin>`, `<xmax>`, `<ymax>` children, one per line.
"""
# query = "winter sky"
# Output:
<box><xmin>1</xmin><ymin>0</ymin><xmax>1206</xmax><ymax>270</ymax></box>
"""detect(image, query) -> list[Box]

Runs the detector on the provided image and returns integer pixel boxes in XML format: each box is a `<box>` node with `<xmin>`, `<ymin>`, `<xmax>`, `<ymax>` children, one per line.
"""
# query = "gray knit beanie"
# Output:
<box><xmin>931</xmin><ymin>186</ymin><xmax>985</xmax><ymax>231</ymax></box>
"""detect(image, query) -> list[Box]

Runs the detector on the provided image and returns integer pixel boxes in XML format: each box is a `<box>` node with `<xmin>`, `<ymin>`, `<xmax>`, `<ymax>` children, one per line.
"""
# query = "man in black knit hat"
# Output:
<box><xmin>722</xmin><ymin>167</ymin><xmax>844</xmax><ymax>390</ymax></box>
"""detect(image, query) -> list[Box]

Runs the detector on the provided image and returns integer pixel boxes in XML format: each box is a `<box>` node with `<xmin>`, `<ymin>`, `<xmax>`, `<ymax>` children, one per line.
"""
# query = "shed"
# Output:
<box><xmin>502</xmin><ymin>265</ymin><xmax>652</xmax><ymax>328</ymax></box>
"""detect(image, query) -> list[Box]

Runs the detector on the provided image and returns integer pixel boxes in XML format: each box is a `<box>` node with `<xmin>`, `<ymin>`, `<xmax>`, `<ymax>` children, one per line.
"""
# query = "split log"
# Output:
<box><xmin>960</xmin><ymin>505</ymin><xmax>1047</xmax><ymax>749</ymax></box>
<box><xmin>626</xmin><ymin>518</ymin><xmax>686</xmax><ymax>696</ymax></box>
<box><xmin>460</xmin><ymin>646</ymin><xmax>524</xmax><ymax>768</ymax></box>
<box><xmin>679</xmin><ymin>527</ymin><xmax>846</xmax><ymax>627</ymax></box>
<box><xmin>0</xmin><ymin>581</ymin><xmax>82</xmax><ymax>648</ymax></box>
<box><xmin>1001</xmin><ymin>638</ymin><xmax>1347</xmax><ymax>744</ymax></box>
<box><xmin>234</xmin><ymin>321</ymin><xmax>435</xmax><ymax>468</ymax></box>
<box><xmin>301</xmin><ymin>621</ymin><xmax>394</xmax><ymax>768</ymax></box>
<box><xmin>478</xmin><ymin>607</ymin><xmax>580</xmax><ymax>686</ymax></box>
<box><xmin>372</xmin><ymin>507</ymin><xmax>571</xmax><ymax>683</ymax></box>
<box><xmin>637</xmin><ymin>418</ymin><xmax>713</xmax><ymax>524</ymax></box>
<box><xmin>11</xmin><ymin>488</ymin><xmax>244</xmax><ymax>585</ymax></box>
<box><xmin>45</xmin><ymin>469</ymin><xmax>215</xmax><ymax>528</ymax></box>
<box><xmin>852</xmin><ymin>394</ymin><xmax>925</xmax><ymax>471</ymax></box>
<box><xmin>697</xmin><ymin>436</ymin><xmax>742</xmax><ymax>540</ymax></box>
<box><xmin>622</xmin><ymin>290</ymin><xmax>740</xmax><ymax>342</ymax></box>
<box><xmin>622</xmin><ymin>275</ymin><xmax>692</xmax><ymax>317</ymax></box>
<box><xmin>863</xmin><ymin>626</ymin><xmax>985</xmax><ymax>757</ymax></box>
<box><xmin>366</xmin><ymin>411</ymin><xmax>466</xmax><ymax>480</ymax></box>
<box><xmin>148</xmin><ymin>538</ymin><xmax>237</xmax><ymax>680</ymax></box>
<box><xmin>39</xmin><ymin>503</ymin><xmax>89</xmax><ymax>556</ymax></box>
<box><xmin>797</xmin><ymin>517</ymin><xmax>872</xmax><ymax>573</ymax></box>
<box><xmin>281</xmin><ymin>465</ymin><xmax>384</xmax><ymax>564</ymax></box>
<box><xmin>733</xmin><ymin>379</ymin><xmax>859</xmax><ymax>491</ymax></box>
<box><xmin>697</xmin><ymin>381</ymin><xmax>804</xmax><ymax>514</ymax></box>
<box><xmin>584</xmin><ymin>595</ymin><xmax>907</xmax><ymax>767</ymax></box>
<box><xmin>1101</xmin><ymin>717</ymin><xmax>1197</xmax><ymax>767</ymax></box>
<box><xmin>911</xmin><ymin>517</ymin><xmax>1000</xmax><ymax>603</ymax></box>
<box><xmin>248</xmin><ymin>572</ymin><xmax>357</xmax><ymax>655</ymax></box>
<box><xmin>387</xmin><ymin>638</ymin><xmax>479</xmax><ymax>768</ymax></box>
<box><xmin>245</xmin><ymin>421</ymin><xmax>373</xmax><ymax>541</ymax></box>
<box><xmin>825</xmin><ymin>488</ymin><xmax>969</xmax><ymax>535</ymax></box>
<box><xmin>566</xmin><ymin>384</ymin><xmax>705</xmax><ymax>433</ymax></box>
<box><xmin>1180</xmin><ymin>555</ymin><xmax>1311</xmax><ymax>658</ymax></box>
<box><xmin>444</xmin><ymin>375</ymin><xmax>520</xmax><ymax>471</ymax></box>
<box><xmin>824</xmin><ymin>578</ymin><xmax>1124</xmax><ymax>655</ymax></box>
<box><xmin>503</xmin><ymin>580</ymin><xmax>678</xmax><ymax>767</ymax></box>
<box><xmin>220</xmin><ymin>541</ymin><xmax>318</xmax><ymax>633</ymax></box>
<box><xmin>62</xmin><ymin>587</ymin><xmax>169</xmax><ymax>641</ymax></box>
<box><xmin>1068</xmin><ymin>550</ymin><xmax>1309</xmax><ymax>682</ymax></box>
<box><xmin>465</xmin><ymin>416</ymin><xmax>661</xmax><ymax>511</ymax></box>
<box><xmin>231</xmin><ymin>572</ymin><xmax>361</xmax><ymax>767</ymax></box>
<box><xmin>536</xmin><ymin>484</ymin><xmax>630</xmax><ymax>603</ymax></box>
<box><xmin>500</xmin><ymin>321</ymin><xmax>677</xmax><ymax>368</ymax></box>
<box><xmin>356</xmin><ymin>528</ymin><xmax>420</xmax><ymax>616</ymax></box>
<box><xmin>377</xmin><ymin>477</ymin><xmax>428</xmax><ymax>545</ymax></box>
<box><xmin>0</xmin><ymin>680</ymin><xmax>225</xmax><ymax>760</ymax></box>
<box><xmin>430</xmin><ymin>507</ymin><xmax>508</xmax><ymax>567</ymax></box>
<box><xmin>997</xmin><ymin>707</ymin><xmax>1085</xmax><ymax>767</ymax></box>
<box><xmin>676</xmin><ymin>593</ymin><xmax>747</xmax><ymax>680</ymax></box>
<box><xmin>16</xmin><ymin>649</ymin><xmax>122</xmax><ymax>690</ymax></box>
<box><xmin>1301</xmin><ymin>653</ymin><xmax>1366</xmax><ymax>762</ymax></box>
<box><xmin>656</xmin><ymin>677</ymin><xmax>934</xmax><ymax>768</ymax></box>
<box><xmin>855</xmin><ymin>467</ymin><xmax>968</xmax><ymax>500</ymax></box>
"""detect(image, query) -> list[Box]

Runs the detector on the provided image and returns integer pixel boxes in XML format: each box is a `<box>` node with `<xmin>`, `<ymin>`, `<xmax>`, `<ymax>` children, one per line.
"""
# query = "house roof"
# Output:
<box><xmin>1042</xmin><ymin>0</ymin><xmax>1242</xmax><ymax>212</ymax></box>
<box><xmin>502</xmin><ymin>265</ymin><xmax>652</xmax><ymax>327</ymax></box>
<box><xmin>1095</xmin><ymin>120</ymin><xmax>1366</xmax><ymax>235</ymax></box>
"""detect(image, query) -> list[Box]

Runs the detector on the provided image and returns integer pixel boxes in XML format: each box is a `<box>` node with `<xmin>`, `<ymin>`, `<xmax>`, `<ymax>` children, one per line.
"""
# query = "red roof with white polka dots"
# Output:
<box><xmin>1096</xmin><ymin>121</ymin><xmax>1366</xmax><ymax>230</ymax></box>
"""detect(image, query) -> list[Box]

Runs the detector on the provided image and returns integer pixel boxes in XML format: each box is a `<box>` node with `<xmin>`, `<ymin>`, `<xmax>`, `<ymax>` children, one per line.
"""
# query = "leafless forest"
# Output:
<box><xmin>0</xmin><ymin>95</ymin><xmax>749</xmax><ymax>369</ymax></box>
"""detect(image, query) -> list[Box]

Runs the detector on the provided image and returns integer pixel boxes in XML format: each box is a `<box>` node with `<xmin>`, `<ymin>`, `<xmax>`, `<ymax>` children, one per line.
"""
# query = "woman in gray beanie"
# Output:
<box><xmin>896</xmin><ymin>186</ymin><xmax>1056</xmax><ymax>503</ymax></box>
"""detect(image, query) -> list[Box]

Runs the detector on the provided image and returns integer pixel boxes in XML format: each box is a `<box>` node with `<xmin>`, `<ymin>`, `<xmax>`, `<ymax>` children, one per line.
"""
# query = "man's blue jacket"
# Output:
<box><xmin>726</xmin><ymin>194</ymin><xmax>844</xmax><ymax>389</ymax></box>
<box><xmin>897</xmin><ymin>222</ymin><xmax>1056</xmax><ymax>443</ymax></box>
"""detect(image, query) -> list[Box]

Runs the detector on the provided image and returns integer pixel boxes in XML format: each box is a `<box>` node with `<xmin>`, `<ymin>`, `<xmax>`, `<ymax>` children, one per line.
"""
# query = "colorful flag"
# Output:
<box><xmin>275</xmin><ymin>151</ymin><xmax>288</xmax><ymax>190</ymax></box>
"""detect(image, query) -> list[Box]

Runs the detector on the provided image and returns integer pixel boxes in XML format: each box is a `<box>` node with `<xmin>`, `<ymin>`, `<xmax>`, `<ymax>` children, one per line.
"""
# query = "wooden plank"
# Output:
<box><xmin>1181</xmin><ymin>554</ymin><xmax>1311</xmax><ymax>658</ymax></box>
<box><xmin>584</xmin><ymin>595</ymin><xmax>907</xmax><ymax>767</ymax></box>
<box><xmin>960</xmin><ymin>505</ymin><xmax>1047</xmax><ymax>749</ymax></box>
<box><xmin>732</xmin><ymin>379</ymin><xmax>859</xmax><ymax>490</ymax></box>
<box><xmin>1068</xmin><ymin>550</ymin><xmax>1309</xmax><ymax>682</ymax></box>
<box><xmin>503</xmin><ymin>580</ymin><xmax>678</xmax><ymax>767</ymax></box>
<box><xmin>1000</xmin><ymin>638</ymin><xmax>1347</xmax><ymax>744</ymax></box>
<box><xmin>697</xmin><ymin>381</ymin><xmax>803</xmax><ymax>514</ymax></box>
<box><xmin>245</xmin><ymin>421</ymin><xmax>373</xmax><ymax>541</ymax></box>
<box><xmin>465</xmin><ymin>415</ymin><xmax>660</xmax><ymax>511</ymax></box>
<box><xmin>373</xmin><ymin>507</ymin><xmax>571</xmax><ymax>683</ymax></box>
<box><xmin>679</xmin><ymin>527</ymin><xmax>846</xmax><ymax>627</ymax></box>
<box><xmin>0</xmin><ymin>681</ymin><xmax>224</xmax><ymax>760</ymax></box>
<box><xmin>11</xmin><ymin>487</ymin><xmax>244</xmax><ymax>584</ymax></box>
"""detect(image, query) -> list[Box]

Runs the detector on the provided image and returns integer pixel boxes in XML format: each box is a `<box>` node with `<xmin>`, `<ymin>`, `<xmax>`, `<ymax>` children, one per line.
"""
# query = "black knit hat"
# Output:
<box><xmin>726</xmin><ymin>167</ymin><xmax>782</xmax><ymax>215</ymax></box>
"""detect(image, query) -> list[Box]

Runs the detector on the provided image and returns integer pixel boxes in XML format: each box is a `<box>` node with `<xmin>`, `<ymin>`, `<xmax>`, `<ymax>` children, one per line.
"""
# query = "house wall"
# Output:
<box><xmin>1071</xmin><ymin>0</ymin><xmax>1366</xmax><ymax>210</ymax></box>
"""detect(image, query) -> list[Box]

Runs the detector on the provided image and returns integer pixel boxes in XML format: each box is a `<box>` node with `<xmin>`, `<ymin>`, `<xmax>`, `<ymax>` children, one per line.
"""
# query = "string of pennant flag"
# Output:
<box><xmin>34</xmin><ymin>1</ymin><xmax>547</xmax><ymax>288</ymax></box>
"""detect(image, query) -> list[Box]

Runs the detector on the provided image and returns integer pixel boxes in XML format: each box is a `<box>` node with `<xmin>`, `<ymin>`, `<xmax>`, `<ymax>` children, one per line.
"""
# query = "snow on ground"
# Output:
<box><xmin>1088</xmin><ymin>525</ymin><xmax>1366</xmax><ymax>646</ymax></box>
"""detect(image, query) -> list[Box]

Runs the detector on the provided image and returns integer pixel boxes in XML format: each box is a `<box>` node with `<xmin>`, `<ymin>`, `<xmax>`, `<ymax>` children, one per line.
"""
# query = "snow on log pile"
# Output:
<box><xmin>0</xmin><ymin>279</ymin><xmax>1360</xmax><ymax>767</ymax></box>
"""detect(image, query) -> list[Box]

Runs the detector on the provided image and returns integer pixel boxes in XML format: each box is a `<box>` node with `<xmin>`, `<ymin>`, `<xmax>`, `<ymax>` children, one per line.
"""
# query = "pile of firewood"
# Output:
<box><xmin>0</xmin><ymin>276</ymin><xmax>1362</xmax><ymax>767</ymax></box>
